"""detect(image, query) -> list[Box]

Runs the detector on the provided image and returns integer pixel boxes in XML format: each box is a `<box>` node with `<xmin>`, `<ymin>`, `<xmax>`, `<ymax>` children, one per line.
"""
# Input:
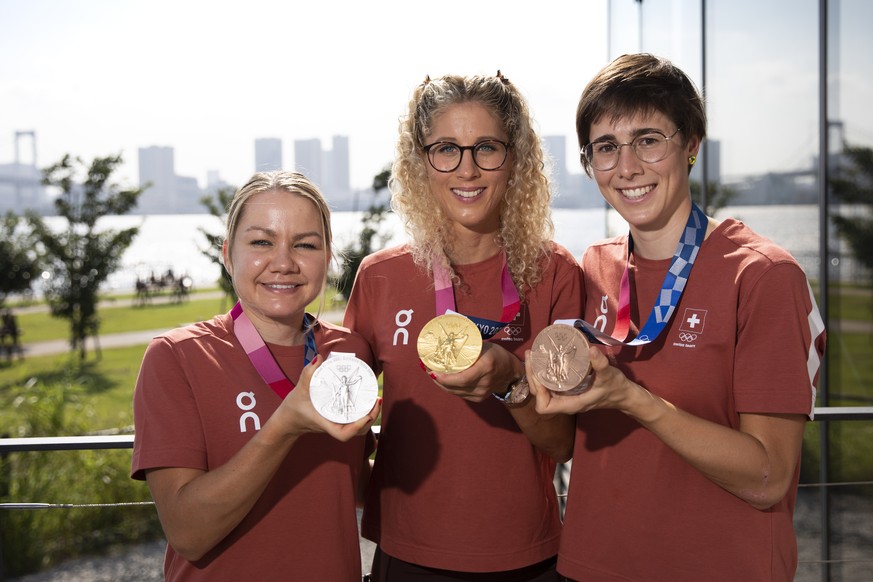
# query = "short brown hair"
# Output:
<box><xmin>576</xmin><ymin>53</ymin><xmax>706</xmax><ymax>177</ymax></box>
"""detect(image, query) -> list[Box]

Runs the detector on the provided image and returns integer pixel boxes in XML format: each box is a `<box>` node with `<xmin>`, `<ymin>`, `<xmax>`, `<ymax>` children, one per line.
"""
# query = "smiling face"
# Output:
<box><xmin>222</xmin><ymin>189</ymin><xmax>328</xmax><ymax>342</ymax></box>
<box><xmin>589</xmin><ymin>110</ymin><xmax>700</xmax><ymax>239</ymax></box>
<box><xmin>423</xmin><ymin>101</ymin><xmax>513</xmax><ymax>238</ymax></box>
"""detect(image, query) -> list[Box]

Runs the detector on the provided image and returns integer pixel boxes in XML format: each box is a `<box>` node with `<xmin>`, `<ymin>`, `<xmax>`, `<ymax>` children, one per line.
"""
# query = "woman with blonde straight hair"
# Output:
<box><xmin>133</xmin><ymin>171</ymin><xmax>381</xmax><ymax>581</ymax></box>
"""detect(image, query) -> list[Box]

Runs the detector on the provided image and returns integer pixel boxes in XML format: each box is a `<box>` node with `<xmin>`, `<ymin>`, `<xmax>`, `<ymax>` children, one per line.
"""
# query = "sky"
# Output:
<box><xmin>4</xmin><ymin>0</ymin><xmax>871</xmax><ymax>194</ymax></box>
<box><xmin>0</xmin><ymin>0</ymin><xmax>610</xmax><ymax>192</ymax></box>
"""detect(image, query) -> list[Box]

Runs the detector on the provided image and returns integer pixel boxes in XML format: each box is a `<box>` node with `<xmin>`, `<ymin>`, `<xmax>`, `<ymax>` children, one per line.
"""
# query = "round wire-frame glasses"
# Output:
<box><xmin>582</xmin><ymin>127</ymin><xmax>682</xmax><ymax>171</ymax></box>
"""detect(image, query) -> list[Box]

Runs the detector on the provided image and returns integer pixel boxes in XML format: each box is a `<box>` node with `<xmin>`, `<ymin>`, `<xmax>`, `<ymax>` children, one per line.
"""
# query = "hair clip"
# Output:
<box><xmin>496</xmin><ymin>70</ymin><xmax>510</xmax><ymax>84</ymax></box>
<box><xmin>421</xmin><ymin>75</ymin><xmax>431</xmax><ymax>86</ymax></box>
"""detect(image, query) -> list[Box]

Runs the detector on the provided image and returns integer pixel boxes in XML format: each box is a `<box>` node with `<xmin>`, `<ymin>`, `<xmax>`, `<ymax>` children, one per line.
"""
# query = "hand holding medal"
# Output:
<box><xmin>528</xmin><ymin>204</ymin><xmax>708</xmax><ymax>403</ymax></box>
<box><xmin>310</xmin><ymin>352</ymin><xmax>380</xmax><ymax>424</ymax></box>
<box><xmin>417</xmin><ymin>253</ymin><xmax>520</xmax><ymax>376</ymax></box>
<box><xmin>417</xmin><ymin>313</ymin><xmax>484</xmax><ymax>373</ymax></box>
<box><xmin>530</xmin><ymin>323</ymin><xmax>593</xmax><ymax>394</ymax></box>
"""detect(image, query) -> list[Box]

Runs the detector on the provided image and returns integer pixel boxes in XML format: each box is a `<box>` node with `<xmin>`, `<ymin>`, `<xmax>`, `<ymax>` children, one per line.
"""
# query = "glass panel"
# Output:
<box><xmin>826</xmin><ymin>0</ymin><xmax>873</xmax><ymax>406</ymax></box>
<box><xmin>604</xmin><ymin>2</ymin><xmax>873</xmax><ymax>578</ymax></box>
<box><xmin>825</xmin><ymin>1</ymin><xmax>873</xmax><ymax>574</ymax></box>
<box><xmin>798</xmin><ymin>421</ymin><xmax>873</xmax><ymax>581</ymax></box>
<box><xmin>706</xmin><ymin>0</ymin><xmax>819</xmax><ymax>261</ymax></box>
<box><xmin>608</xmin><ymin>0</ymin><xmax>702</xmax><ymax>73</ymax></box>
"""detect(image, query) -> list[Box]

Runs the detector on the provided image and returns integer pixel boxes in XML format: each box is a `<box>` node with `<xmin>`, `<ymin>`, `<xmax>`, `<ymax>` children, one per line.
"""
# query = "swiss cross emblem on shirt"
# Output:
<box><xmin>679</xmin><ymin>308</ymin><xmax>707</xmax><ymax>334</ymax></box>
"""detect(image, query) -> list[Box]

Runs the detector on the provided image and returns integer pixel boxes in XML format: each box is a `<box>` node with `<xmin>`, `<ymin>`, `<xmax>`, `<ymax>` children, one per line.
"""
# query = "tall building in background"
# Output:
<box><xmin>691</xmin><ymin>139</ymin><xmax>721</xmax><ymax>186</ymax></box>
<box><xmin>138</xmin><ymin>146</ymin><xmax>176</xmax><ymax>213</ymax></box>
<box><xmin>293</xmin><ymin>135</ymin><xmax>355</xmax><ymax>208</ymax></box>
<box><xmin>542</xmin><ymin>135</ymin><xmax>601</xmax><ymax>209</ymax></box>
<box><xmin>293</xmin><ymin>138</ymin><xmax>323</xmax><ymax>187</ymax></box>
<box><xmin>138</xmin><ymin>145</ymin><xmax>203</xmax><ymax>214</ymax></box>
<box><xmin>323</xmin><ymin>135</ymin><xmax>351</xmax><ymax>195</ymax></box>
<box><xmin>255</xmin><ymin>137</ymin><xmax>283</xmax><ymax>172</ymax></box>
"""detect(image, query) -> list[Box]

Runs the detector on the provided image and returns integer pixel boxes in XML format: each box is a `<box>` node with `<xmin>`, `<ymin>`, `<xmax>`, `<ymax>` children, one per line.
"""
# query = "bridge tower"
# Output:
<box><xmin>12</xmin><ymin>131</ymin><xmax>37</xmax><ymax>209</ymax></box>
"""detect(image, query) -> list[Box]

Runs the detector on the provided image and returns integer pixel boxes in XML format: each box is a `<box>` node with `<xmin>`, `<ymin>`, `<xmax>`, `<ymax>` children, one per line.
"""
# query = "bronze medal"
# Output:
<box><xmin>530</xmin><ymin>323</ymin><xmax>593</xmax><ymax>394</ymax></box>
<box><xmin>417</xmin><ymin>313</ymin><xmax>483</xmax><ymax>373</ymax></box>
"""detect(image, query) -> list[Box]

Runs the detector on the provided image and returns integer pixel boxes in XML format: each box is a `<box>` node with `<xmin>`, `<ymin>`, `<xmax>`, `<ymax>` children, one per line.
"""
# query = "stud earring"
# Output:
<box><xmin>688</xmin><ymin>155</ymin><xmax>697</xmax><ymax>166</ymax></box>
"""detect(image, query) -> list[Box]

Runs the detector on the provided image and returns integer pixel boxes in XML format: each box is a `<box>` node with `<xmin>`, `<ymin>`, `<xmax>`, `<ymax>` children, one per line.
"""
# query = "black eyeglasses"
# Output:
<box><xmin>421</xmin><ymin>140</ymin><xmax>510</xmax><ymax>173</ymax></box>
<box><xmin>582</xmin><ymin>128</ymin><xmax>682</xmax><ymax>171</ymax></box>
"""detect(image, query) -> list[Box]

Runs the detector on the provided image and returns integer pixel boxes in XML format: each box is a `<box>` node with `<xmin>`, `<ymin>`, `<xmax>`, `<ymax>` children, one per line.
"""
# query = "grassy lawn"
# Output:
<box><xmin>829</xmin><ymin>287</ymin><xmax>873</xmax><ymax>322</ymax></box>
<box><xmin>0</xmin><ymin>288</ymin><xmax>349</xmax><ymax>434</ymax></box>
<box><xmin>13</xmin><ymin>288</ymin><xmax>344</xmax><ymax>343</ymax></box>
<box><xmin>0</xmin><ymin>287</ymin><xmax>364</xmax><ymax>577</ymax></box>
<box><xmin>0</xmin><ymin>346</ymin><xmax>148</xmax><ymax>434</ymax></box>
<box><xmin>1</xmin><ymin>284</ymin><xmax>868</xmax><ymax>481</ymax></box>
<box><xmin>16</xmin><ymin>295</ymin><xmax>231</xmax><ymax>343</ymax></box>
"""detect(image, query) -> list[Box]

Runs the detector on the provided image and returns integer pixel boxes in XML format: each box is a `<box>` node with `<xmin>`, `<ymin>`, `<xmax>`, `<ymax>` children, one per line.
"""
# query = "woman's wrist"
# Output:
<box><xmin>493</xmin><ymin>371</ymin><xmax>531</xmax><ymax>407</ymax></box>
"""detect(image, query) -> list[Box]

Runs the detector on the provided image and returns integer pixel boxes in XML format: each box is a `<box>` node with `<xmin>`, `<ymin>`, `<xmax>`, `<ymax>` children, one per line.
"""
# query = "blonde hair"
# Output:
<box><xmin>390</xmin><ymin>72</ymin><xmax>553</xmax><ymax>298</ymax></box>
<box><xmin>224</xmin><ymin>170</ymin><xmax>333</xmax><ymax>315</ymax></box>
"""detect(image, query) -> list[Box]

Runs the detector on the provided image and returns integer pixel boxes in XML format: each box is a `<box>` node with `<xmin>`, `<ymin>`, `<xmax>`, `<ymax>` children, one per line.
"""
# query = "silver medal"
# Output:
<box><xmin>310</xmin><ymin>352</ymin><xmax>379</xmax><ymax>424</ymax></box>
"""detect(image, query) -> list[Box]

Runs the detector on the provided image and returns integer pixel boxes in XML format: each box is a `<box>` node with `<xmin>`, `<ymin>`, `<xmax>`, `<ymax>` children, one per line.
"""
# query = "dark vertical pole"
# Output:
<box><xmin>701</xmin><ymin>0</ymin><xmax>710</xmax><ymax>213</ymax></box>
<box><xmin>637</xmin><ymin>0</ymin><xmax>643</xmax><ymax>51</ymax></box>
<box><xmin>817</xmin><ymin>0</ymin><xmax>831</xmax><ymax>580</ymax></box>
<box><xmin>0</xmin><ymin>435</ymin><xmax>8</xmax><ymax>581</ymax></box>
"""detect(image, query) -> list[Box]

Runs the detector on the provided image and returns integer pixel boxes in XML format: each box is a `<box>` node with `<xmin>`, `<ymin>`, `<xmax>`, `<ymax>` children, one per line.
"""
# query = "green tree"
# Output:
<box><xmin>25</xmin><ymin>154</ymin><xmax>143</xmax><ymax>361</ymax></box>
<box><xmin>198</xmin><ymin>186</ymin><xmax>237</xmax><ymax>303</ymax></box>
<box><xmin>830</xmin><ymin>142</ymin><xmax>873</xmax><ymax>273</ymax></box>
<box><xmin>0</xmin><ymin>211</ymin><xmax>41</xmax><ymax>307</ymax></box>
<box><xmin>372</xmin><ymin>165</ymin><xmax>391</xmax><ymax>192</ymax></box>
<box><xmin>690</xmin><ymin>180</ymin><xmax>737</xmax><ymax>218</ymax></box>
<box><xmin>334</xmin><ymin>165</ymin><xmax>393</xmax><ymax>299</ymax></box>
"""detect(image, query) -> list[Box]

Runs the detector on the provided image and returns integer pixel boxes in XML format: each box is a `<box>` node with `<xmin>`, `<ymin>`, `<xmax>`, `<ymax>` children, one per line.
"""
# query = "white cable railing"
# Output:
<box><xmin>1</xmin><ymin>411</ymin><xmax>871</xmax><ymax>581</ymax></box>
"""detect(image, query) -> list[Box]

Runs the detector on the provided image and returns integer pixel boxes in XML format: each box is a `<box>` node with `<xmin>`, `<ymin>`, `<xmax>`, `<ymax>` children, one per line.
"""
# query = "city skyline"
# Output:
<box><xmin>4</xmin><ymin>1</ymin><xmax>867</xmax><ymax>209</ymax></box>
<box><xmin>0</xmin><ymin>0</ymin><xmax>612</xmax><ymax>194</ymax></box>
<box><xmin>2</xmin><ymin>126</ymin><xmax>822</xmax><ymax>216</ymax></box>
<box><xmin>0</xmin><ymin>132</ymin><xmax>607</xmax><ymax>215</ymax></box>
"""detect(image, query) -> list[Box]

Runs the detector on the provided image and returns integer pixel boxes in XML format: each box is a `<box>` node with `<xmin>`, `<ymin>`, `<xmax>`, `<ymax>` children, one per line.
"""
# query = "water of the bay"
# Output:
<box><xmin>40</xmin><ymin>205</ymin><xmax>819</xmax><ymax>292</ymax></box>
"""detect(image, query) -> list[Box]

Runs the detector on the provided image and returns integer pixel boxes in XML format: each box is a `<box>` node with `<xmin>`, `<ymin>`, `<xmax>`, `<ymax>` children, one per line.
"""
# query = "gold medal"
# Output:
<box><xmin>417</xmin><ymin>313</ymin><xmax>483</xmax><ymax>373</ymax></box>
<box><xmin>530</xmin><ymin>323</ymin><xmax>593</xmax><ymax>393</ymax></box>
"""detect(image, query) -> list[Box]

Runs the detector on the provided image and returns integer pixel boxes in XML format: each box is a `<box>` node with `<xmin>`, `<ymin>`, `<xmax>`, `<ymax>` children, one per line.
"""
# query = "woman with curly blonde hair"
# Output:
<box><xmin>345</xmin><ymin>72</ymin><xmax>583</xmax><ymax>581</ymax></box>
<box><xmin>391</xmin><ymin>72</ymin><xmax>554</xmax><ymax>298</ymax></box>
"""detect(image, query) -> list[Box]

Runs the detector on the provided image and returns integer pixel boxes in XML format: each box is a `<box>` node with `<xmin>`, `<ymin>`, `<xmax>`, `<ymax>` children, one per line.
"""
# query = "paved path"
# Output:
<box><xmin>16</xmin><ymin>288</ymin><xmax>870</xmax><ymax>359</ymax></box>
<box><xmin>21</xmin><ymin>312</ymin><xmax>872</xmax><ymax>358</ymax></box>
<box><xmin>19</xmin><ymin>305</ymin><xmax>346</xmax><ymax>358</ymax></box>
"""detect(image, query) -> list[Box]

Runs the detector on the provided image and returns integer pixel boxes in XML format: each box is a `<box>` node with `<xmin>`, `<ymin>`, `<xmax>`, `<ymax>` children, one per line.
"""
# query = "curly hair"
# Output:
<box><xmin>390</xmin><ymin>72</ymin><xmax>554</xmax><ymax>299</ymax></box>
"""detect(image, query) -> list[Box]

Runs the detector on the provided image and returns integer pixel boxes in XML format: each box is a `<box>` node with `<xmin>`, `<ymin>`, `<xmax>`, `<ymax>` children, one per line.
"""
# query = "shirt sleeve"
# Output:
<box><xmin>733</xmin><ymin>262</ymin><xmax>825</xmax><ymax>416</ymax></box>
<box><xmin>131</xmin><ymin>337</ymin><xmax>208</xmax><ymax>480</ymax></box>
<box><xmin>547</xmin><ymin>244</ymin><xmax>586</xmax><ymax>322</ymax></box>
<box><xmin>343</xmin><ymin>256</ymin><xmax>383</xmax><ymax>376</ymax></box>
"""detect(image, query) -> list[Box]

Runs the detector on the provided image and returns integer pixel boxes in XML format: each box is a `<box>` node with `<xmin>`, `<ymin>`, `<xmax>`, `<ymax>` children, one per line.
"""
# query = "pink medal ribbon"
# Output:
<box><xmin>433</xmin><ymin>251</ymin><xmax>521</xmax><ymax>340</ymax></box>
<box><xmin>230</xmin><ymin>301</ymin><xmax>317</xmax><ymax>399</ymax></box>
<box><xmin>557</xmin><ymin>202</ymin><xmax>707</xmax><ymax>347</ymax></box>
